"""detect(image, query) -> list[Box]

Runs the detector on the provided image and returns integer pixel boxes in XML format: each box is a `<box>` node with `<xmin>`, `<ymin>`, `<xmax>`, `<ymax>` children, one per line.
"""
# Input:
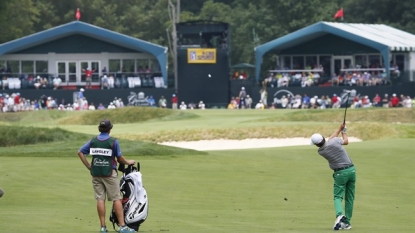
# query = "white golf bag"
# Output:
<box><xmin>110</xmin><ymin>164</ymin><xmax>148</xmax><ymax>231</ymax></box>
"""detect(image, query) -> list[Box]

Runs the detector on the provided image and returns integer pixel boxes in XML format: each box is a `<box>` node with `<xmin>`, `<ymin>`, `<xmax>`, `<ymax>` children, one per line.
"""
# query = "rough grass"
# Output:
<box><xmin>120</xmin><ymin>122</ymin><xmax>402</xmax><ymax>142</ymax></box>
<box><xmin>0</xmin><ymin>125</ymin><xmax>91</xmax><ymax>147</ymax></box>
<box><xmin>267</xmin><ymin>107</ymin><xmax>415</xmax><ymax>123</ymax></box>
<box><xmin>0</xmin><ymin>139</ymin><xmax>206</xmax><ymax>157</ymax></box>
<box><xmin>0</xmin><ymin>109</ymin><xmax>72</xmax><ymax>123</ymax></box>
<box><xmin>57</xmin><ymin>107</ymin><xmax>198</xmax><ymax>125</ymax></box>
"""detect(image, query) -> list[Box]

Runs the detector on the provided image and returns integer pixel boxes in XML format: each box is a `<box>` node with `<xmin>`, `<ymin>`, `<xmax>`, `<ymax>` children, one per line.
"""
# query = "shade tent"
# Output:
<box><xmin>254</xmin><ymin>21</ymin><xmax>415</xmax><ymax>82</ymax></box>
<box><xmin>0</xmin><ymin>21</ymin><xmax>168</xmax><ymax>84</ymax></box>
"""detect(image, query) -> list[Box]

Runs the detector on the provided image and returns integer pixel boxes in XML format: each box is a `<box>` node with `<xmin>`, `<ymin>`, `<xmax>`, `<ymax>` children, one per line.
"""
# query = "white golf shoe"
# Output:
<box><xmin>333</xmin><ymin>215</ymin><xmax>346</xmax><ymax>230</ymax></box>
<box><xmin>340</xmin><ymin>222</ymin><xmax>352</xmax><ymax>230</ymax></box>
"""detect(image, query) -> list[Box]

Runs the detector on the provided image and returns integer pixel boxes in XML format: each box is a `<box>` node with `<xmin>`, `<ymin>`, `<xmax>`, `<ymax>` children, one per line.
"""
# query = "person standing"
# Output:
<box><xmin>83</xmin><ymin>67</ymin><xmax>95</xmax><ymax>89</ymax></box>
<box><xmin>331</xmin><ymin>94</ymin><xmax>340</xmax><ymax>108</ymax></box>
<box><xmin>372</xmin><ymin>94</ymin><xmax>381</xmax><ymax>107</ymax></box>
<box><xmin>245</xmin><ymin>95</ymin><xmax>253</xmax><ymax>109</ymax></box>
<box><xmin>390</xmin><ymin>93</ymin><xmax>400</xmax><ymax>107</ymax></box>
<box><xmin>310</xmin><ymin>123</ymin><xmax>356</xmax><ymax>230</ymax></box>
<box><xmin>259</xmin><ymin>88</ymin><xmax>268</xmax><ymax>109</ymax></box>
<box><xmin>158</xmin><ymin>96</ymin><xmax>167</xmax><ymax>108</ymax></box>
<box><xmin>171</xmin><ymin>94</ymin><xmax>178</xmax><ymax>109</ymax></box>
<box><xmin>77</xmin><ymin>119</ymin><xmax>137</xmax><ymax>233</ymax></box>
<box><xmin>78</xmin><ymin>88</ymin><xmax>85</xmax><ymax>110</ymax></box>
<box><xmin>301</xmin><ymin>94</ymin><xmax>310</xmax><ymax>109</ymax></box>
<box><xmin>381</xmin><ymin>94</ymin><xmax>389</xmax><ymax>107</ymax></box>
<box><xmin>238</xmin><ymin>87</ymin><xmax>247</xmax><ymax>109</ymax></box>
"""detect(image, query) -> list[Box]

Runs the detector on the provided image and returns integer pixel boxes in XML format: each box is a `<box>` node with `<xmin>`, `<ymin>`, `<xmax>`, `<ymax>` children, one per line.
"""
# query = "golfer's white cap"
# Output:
<box><xmin>310</xmin><ymin>133</ymin><xmax>324</xmax><ymax>145</ymax></box>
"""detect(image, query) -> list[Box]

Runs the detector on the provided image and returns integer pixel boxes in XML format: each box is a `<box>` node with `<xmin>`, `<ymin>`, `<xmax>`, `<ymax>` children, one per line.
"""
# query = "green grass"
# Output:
<box><xmin>1</xmin><ymin>140</ymin><xmax>414</xmax><ymax>232</ymax></box>
<box><xmin>0</xmin><ymin>108</ymin><xmax>414</xmax><ymax>232</ymax></box>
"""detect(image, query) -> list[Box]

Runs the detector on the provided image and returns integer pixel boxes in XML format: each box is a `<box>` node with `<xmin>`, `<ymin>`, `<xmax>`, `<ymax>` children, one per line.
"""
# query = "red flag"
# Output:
<box><xmin>75</xmin><ymin>8</ymin><xmax>81</xmax><ymax>20</ymax></box>
<box><xmin>334</xmin><ymin>8</ymin><xmax>343</xmax><ymax>19</ymax></box>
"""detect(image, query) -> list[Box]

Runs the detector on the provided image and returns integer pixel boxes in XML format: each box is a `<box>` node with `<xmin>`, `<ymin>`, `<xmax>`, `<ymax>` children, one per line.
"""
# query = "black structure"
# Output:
<box><xmin>176</xmin><ymin>21</ymin><xmax>231</xmax><ymax>105</ymax></box>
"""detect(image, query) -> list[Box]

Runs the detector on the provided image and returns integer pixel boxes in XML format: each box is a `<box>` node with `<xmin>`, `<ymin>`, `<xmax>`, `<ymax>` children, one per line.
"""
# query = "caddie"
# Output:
<box><xmin>77</xmin><ymin>119</ymin><xmax>136</xmax><ymax>233</ymax></box>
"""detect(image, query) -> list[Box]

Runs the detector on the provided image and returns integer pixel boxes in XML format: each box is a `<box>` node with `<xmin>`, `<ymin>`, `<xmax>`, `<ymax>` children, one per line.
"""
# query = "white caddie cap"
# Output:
<box><xmin>310</xmin><ymin>133</ymin><xmax>324</xmax><ymax>145</ymax></box>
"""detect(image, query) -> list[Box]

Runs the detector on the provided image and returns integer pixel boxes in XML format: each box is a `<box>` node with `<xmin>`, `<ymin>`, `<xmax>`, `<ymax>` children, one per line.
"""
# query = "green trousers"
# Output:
<box><xmin>333</xmin><ymin>166</ymin><xmax>356</xmax><ymax>224</ymax></box>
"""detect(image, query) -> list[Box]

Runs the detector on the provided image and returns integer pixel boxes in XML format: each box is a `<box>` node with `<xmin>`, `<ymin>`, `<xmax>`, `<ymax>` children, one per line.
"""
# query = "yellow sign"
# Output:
<box><xmin>187</xmin><ymin>48</ymin><xmax>216</xmax><ymax>64</ymax></box>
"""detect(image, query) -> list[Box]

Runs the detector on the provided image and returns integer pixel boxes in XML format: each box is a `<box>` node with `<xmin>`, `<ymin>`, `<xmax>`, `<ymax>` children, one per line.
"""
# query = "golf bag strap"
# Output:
<box><xmin>112</xmin><ymin>221</ymin><xmax>118</xmax><ymax>232</ymax></box>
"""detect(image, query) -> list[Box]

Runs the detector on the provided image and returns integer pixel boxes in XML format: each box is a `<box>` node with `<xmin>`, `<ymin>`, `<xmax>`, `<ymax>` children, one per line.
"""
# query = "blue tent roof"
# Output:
<box><xmin>254</xmin><ymin>21</ymin><xmax>415</xmax><ymax>81</ymax></box>
<box><xmin>0</xmin><ymin>21</ymin><xmax>168</xmax><ymax>83</ymax></box>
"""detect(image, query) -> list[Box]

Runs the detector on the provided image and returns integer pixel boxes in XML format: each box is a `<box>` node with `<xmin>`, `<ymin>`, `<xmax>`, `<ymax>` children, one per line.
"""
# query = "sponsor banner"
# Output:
<box><xmin>187</xmin><ymin>48</ymin><xmax>216</xmax><ymax>64</ymax></box>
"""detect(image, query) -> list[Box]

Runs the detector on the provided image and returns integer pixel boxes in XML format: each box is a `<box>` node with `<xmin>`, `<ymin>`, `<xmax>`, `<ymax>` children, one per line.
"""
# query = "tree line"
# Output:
<box><xmin>1</xmin><ymin>0</ymin><xmax>414</xmax><ymax>75</ymax></box>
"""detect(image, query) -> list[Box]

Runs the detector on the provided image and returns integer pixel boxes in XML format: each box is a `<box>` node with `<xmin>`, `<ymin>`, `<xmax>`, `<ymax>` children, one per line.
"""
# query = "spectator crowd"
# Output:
<box><xmin>0</xmin><ymin>92</ymin><xmax>209</xmax><ymax>112</ymax></box>
<box><xmin>0</xmin><ymin>91</ymin><xmax>126</xmax><ymax>112</ymax></box>
<box><xmin>227</xmin><ymin>87</ymin><xmax>414</xmax><ymax>110</ymax></box>
<box><xmin>1</xmin><ymin>86</ymin><xmax>413</xmax><ymax>113</ymax></box>
<box><xmin>260</xmin><ymin>63</ymin><xmax>399</xmax><ymax>88</ymax></box>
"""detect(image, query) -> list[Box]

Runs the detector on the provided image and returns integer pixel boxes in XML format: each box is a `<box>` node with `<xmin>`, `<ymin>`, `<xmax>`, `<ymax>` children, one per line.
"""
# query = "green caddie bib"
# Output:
<box><xmin>90</xmin><ymin>137</ymin><xmax>116</xmax><ymax>177</ymax></box>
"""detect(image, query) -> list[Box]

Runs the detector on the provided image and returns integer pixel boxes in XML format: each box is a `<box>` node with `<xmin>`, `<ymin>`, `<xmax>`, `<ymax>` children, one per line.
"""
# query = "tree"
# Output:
<box><xmin>0</xmin><ymin>0</ymin><xmax>38</xmax><ymax>43</ymax></box>
<box><xmin>344</xmin><ymin>0</ymin><xmax>415</xmax><ymax>34</ymax></box>
<box><xmin>33</xmin><ymin>0</ymin><xmax>60</xmax><ymax>30</ymax></box>
<box><xmin>3</xmin><ymin>0</ymin><xmax>415</xmax><ymax>80</ymax></box>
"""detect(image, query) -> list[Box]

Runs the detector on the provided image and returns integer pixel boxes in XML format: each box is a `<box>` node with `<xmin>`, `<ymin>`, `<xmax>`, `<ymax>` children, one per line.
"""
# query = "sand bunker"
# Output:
<box><xmin>159</xmin><ymin>137</ymin><xmax>362</xmax><ymax>151</ymax></box>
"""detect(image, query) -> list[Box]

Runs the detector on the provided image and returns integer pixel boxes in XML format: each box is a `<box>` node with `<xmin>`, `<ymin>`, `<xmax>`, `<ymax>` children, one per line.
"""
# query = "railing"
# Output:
<box><xmin>0</xmin><ymin>72</ymin><xmax>166</xmax><ymax>90</ymax></box>
<box><xmin>340</xmin><ymin>68</ymin><xmax>395</xmax><ymax>72</ymax></box>
<box><xmin>269</xmin><ymin>69</ymin><xmax>324</xmax><ymax>73</ymax></box>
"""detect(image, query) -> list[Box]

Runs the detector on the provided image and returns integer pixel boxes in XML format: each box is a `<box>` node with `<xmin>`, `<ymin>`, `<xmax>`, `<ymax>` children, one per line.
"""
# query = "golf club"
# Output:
<box><xmin>343</xmin><ymin>92</ymin><xmax>351</xmax><ymax>124</ymax></box>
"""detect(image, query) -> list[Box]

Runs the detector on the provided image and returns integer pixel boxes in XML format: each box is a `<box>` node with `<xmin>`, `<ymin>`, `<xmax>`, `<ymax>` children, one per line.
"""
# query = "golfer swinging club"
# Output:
<box><xmin>311</xmin><ymin>123</ymin><xmax>356</xmax><ymax>230</ymax></box>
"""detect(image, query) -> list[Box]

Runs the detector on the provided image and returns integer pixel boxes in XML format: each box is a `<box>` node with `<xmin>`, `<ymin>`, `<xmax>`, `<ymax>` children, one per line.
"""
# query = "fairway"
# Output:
<box><xmin>0</xmin><ymin>108</ymin><xmax>414</xmax><ymax>233</ymax></box>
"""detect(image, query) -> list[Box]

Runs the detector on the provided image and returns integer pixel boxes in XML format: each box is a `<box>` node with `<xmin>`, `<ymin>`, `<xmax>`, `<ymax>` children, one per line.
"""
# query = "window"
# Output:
<box><xmin>7</xmin><ymin>61</ymin><xmax>19</xmax><ymax>74</ymax></box>
<box><xmin>305</xmin><ymin>56</ymin><xmax>317</xmax><ymax>69</ymax></box>
<box><xmin>319</xmin><ymin>56</ymin><xmax>331</xmax><ymax>76</ymax></box>
<box><xmin>109</xmin><ymin>60</ymin><xmax>121</xmax><ymax>73</ymax></box>
<box><xmin>91</xmin><ymin>61</ymin><xmax>100</xmax><ymax>82</ymax></box>
<box><xmin>394</xmin><ymin>54</ymin><xmax>405</xmax><ymax>71</ymax></box>
<box><xmin>122</xmin><ymin>59</ymin><xmax>135</xmax><ymax>73</ymax></box>
<box><xmin>36</xmin><ymin>61</ymin><xmax>48</xmax><ymax>74</ymax></box>
<box><xmin>292</xmin><ymin>56</ymin><xmax>304</xmax><ymax>69</ymax></box>
<box><xmin>368</xmin><ymin>54</ymin><xmax>381</xmax><ymax>67</ymax></box>
<box><xmin>354</xmin><ymin>55</ymin><xmax>367</xmax><ymax>68</ymax></box>
<box><xmin>282</xmin><ymin>56</ymin><xmax>291</xmax><ymax>69</ymax></box>
<box><xmin>136</xmin><ymin>59</ymin><xmax>148</xmax><ymax>74</ymax></box>
<box><xmin>22</xmin><ymin>61</ymin><xmax>34</xmax><ymax>73</ymax></box>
